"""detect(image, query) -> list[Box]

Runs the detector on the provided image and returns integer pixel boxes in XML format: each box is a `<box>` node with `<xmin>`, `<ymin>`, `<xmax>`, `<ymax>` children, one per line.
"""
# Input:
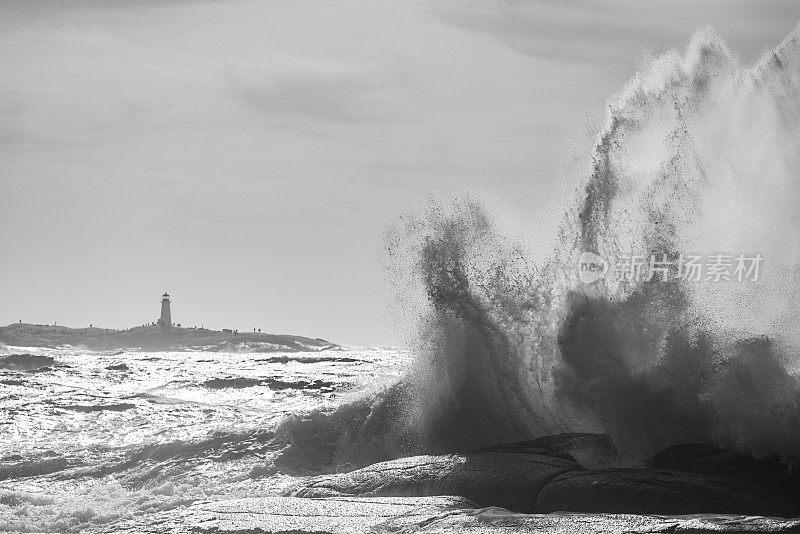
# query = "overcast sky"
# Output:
<box><xmin>1</xmin><ymin>0</ymin><xmax>797</xmax><ymax>345</ymax></box>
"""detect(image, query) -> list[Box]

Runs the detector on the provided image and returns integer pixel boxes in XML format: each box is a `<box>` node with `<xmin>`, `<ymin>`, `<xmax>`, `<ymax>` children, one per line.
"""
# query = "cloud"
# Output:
<box><xmin>224</xmin><ymin>58</ymin><xmax>395</xmax><ymax>123</ymax></box>
<box><xmin>0</xmin><ymin>89</ymin><xmax>25</xmax><ymax>147</ymax></box>
<box><xmin>1</xmin><ymin>0</ymin><xmax>225</xmax><ymax>13</ymax></box>
<box><xmin>436</xmin><ymin>0</ymin><xmax>656</xmax><ymax>63</ymax></box>
<box><xmin>436</xmin><ymin>0</ymin><xmax>800</xmax><ymax>63</ymax></box>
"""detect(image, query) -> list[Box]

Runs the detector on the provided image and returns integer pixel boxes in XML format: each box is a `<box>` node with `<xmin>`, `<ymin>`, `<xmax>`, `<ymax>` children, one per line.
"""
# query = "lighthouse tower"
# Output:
<box><xmin>159</xmin><ymin>292</ymin><xmax>172</xmax><ymax>336</ymax></box>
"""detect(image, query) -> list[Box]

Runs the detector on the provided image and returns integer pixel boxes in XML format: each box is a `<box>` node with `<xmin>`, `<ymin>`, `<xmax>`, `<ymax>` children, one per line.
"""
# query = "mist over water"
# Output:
<box><xmin>304</xmin><ymin>24</ymin><xmax>800</xmax><ymax>465</ymax></box>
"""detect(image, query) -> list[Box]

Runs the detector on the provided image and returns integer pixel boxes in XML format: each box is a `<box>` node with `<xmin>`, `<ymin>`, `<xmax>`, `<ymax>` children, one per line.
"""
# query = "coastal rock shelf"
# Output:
<box><xmin>126</xmin><ymin>433</ymin><xmax>800</xmax><ymax>532</ymax></box>
<box><xmin>178</xmin><ymin>496</ymin><xmax>800</xmax><ymax>534</ymax></box>
<box><xmin>282</xmin><ymin>434</ymin><xmax>800</xmax><ymax>519</ymax></box>
<box><xmin>182</xmin><ymin>496</ymin><xmax>476</xmax><ymax>534</ymax></box>
<box><xmin>289</xmin><ymin>453</ymin><xmax>579</xmax><ymax>511</ymax></box>
<box><xmin>286</xmin><ymin>454</ymin><xmax>800</xmax><ymax>518</ymax></box>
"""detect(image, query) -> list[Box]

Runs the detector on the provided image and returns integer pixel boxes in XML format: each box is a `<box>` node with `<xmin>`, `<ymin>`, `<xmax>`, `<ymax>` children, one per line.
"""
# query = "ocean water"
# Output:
<box><xmin>3</xmin><ymin>23</ymin><xmax>800</xmax><ymax>534</ymax></box>
<box><xmin>0</xmin><ymin>346</ymin><xmax>408</xmax><ymax>532</ymax></box>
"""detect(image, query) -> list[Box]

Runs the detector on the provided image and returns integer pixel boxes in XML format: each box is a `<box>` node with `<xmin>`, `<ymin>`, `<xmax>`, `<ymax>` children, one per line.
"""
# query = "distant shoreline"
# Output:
<box><xmin>0</xmin><ymin>323</ymin><xmax>337</xmax><ymax>352</ymax></box>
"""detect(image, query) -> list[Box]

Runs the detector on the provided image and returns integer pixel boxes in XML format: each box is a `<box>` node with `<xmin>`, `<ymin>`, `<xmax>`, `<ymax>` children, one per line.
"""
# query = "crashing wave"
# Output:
<box><xmin>273</xmin><ymin>25</ymin><xmax>800</xmax><ymax>471</ymax></box>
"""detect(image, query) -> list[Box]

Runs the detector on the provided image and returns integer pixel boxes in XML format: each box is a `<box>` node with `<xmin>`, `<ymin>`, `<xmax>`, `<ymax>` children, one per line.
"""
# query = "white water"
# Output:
<box><xmin>0</xmin><ymin>346</ymin><xmax>407</xmax><ymax>533</ymax></box>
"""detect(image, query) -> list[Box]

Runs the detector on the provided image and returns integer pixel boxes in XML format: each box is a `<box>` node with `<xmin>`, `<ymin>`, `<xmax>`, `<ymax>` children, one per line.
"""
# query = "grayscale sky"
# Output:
<box><xmin>1</xmin><ymin>0</ymin><xmax>797</xmax><ymax>345</ymax></box>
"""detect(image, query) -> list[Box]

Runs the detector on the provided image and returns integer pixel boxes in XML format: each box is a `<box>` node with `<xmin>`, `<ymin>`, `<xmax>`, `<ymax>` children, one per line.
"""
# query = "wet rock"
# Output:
<box><xmin>375</xmin><ymin>507</ymin><xmax>800</xmax><ymax>533</ymax></box>
<box><xmin>476</xmin><ymin>432</ymin><xmax>619</xmax><ymax>466</ymax></box>
<box><xmin>287</xmin><ymin>453</ymin><xmax>579</xmax><ymax>512</ymax></box>
<box><xmin>183</xmin><ymin>495</ymin><xmax>475</xmax><ymax>534</ymax></box>
<box><xmin>537</xmin><ymin>467</ymin><xmax>800</xmax><ymax>517</ymax></box>
<box><xmin>650</xmin><ymin>443</ymin><xmax>800</xmax><ymax>498</ymax></box>
<box><xmin>289</xmin><ymin>446</ymin><xmax>800</xmax><ymax>517</ymax></box>
<box><xmin>175</xmin><ymin>496</ymin><xmax>800</xmax><ymax>533</ymax></box>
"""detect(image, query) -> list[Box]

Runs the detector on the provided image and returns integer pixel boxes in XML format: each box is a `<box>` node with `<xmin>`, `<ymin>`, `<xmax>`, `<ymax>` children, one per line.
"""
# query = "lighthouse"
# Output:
<box><xmin>159</xmin><ymin>292</ymin><xmax>172</xmax><ymax>336</ymax></box>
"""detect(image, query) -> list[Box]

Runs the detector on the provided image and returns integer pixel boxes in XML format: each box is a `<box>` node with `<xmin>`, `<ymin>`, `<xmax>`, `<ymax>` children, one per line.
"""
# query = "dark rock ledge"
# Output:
<box><xmin>285</xmin><ymin>434</ymin><xmax>800</xmax><ymax>518</ymax></box>
<box><xmin>171</xmin><ymin>434</ymin><xmax>800</xmax><ymax>533</ymax></box>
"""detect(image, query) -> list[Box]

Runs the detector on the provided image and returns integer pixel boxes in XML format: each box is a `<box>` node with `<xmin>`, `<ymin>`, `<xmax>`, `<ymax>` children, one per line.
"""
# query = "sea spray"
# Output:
<box><xmin>559</xmin><ymin>24</ymin><xmax>800</xmax><ymax>459</ymax></box>
<box><xmin>273</xmin><ymin>24</ymin><xmax>800</xmax><ymax>472</ymax></box>
<box><xmin>390</xmin><ymin>196</ymin><xmax>565</xmax><ymax>447</ymax></box>
<box><xmin>271</xmin><ymin>195</ymin><xmax>570</xmax><ymax>471</ymax></box>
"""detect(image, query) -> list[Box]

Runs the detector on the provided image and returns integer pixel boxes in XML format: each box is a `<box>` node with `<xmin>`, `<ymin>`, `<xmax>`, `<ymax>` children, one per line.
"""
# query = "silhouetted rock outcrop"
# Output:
<box><xmin>650</xmin><ymin>443</ymin><xmax>800</xmax><ymax>500</ymax></box>
<box><xmin>286</xmin><ymin>437</ymin><xmax>800</xmax><ymax>517</ymax></box>
<box><xmin>289</xmin><ymin>453</ymin><xmax>579</xmax><ymax>512</ymax></box>
<box><xmin>537</xmin><ymin>467</ymin><xmax>800</xmax><ymax>517</ymax></box>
